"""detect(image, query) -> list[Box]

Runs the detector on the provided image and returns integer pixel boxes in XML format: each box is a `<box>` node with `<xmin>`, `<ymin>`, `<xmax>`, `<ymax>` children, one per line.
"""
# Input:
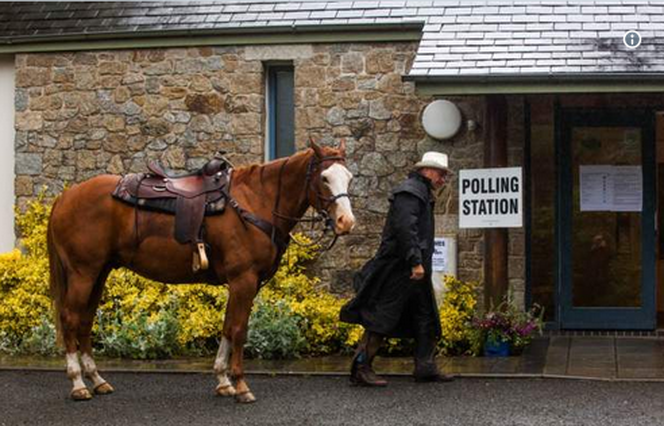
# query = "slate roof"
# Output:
<box><xmin>1</xmin><ymin>1</ymin><xmax>664</xmax><ymax>79</ymax></box>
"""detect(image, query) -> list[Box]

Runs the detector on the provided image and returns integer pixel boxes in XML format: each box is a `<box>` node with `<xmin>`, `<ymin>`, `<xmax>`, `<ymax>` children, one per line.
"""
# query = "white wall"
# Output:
<box><xmin>0</xmin><ymin>55</ymin><xmax>14</xmax><ymax>252</ymax></box>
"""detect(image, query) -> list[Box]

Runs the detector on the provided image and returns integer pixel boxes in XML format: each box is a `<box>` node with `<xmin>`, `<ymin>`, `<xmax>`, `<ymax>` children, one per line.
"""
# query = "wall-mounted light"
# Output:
<box><xmin>421</xmin><ymin>99</ymin><xmax>462</xmax><ymax>140</ymax></box>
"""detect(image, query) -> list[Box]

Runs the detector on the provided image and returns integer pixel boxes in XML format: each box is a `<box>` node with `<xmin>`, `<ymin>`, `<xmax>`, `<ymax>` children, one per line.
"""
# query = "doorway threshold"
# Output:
<box><xmin>544</xmin><ymin>330</ymin><xmax>664</xmax><ymax>338</ymax></box>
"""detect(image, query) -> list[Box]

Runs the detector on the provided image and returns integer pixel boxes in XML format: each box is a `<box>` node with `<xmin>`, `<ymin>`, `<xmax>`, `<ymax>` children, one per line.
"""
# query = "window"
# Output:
<box><xmin>266</xmin><ymin>65</ymin><xmax>295</xmax><ymax>160</ymax></box>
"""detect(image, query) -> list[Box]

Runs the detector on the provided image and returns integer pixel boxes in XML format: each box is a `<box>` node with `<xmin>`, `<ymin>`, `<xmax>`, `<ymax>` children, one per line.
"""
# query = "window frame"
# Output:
<box><xmin>265</xmin><ymin>63</ymin><xmax>295</xmax><ymax>161</ymax></box>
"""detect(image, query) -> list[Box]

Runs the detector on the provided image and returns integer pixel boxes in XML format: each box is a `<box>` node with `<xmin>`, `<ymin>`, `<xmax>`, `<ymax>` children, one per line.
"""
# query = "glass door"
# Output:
<box><xmin>559</xmin><ymin>110</ymin><xmax>655</xmax><ymax>329</ymax></box>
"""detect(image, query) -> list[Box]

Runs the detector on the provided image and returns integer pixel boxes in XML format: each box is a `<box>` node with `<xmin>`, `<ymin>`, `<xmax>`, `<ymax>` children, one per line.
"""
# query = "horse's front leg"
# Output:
<box><xmin>220</xmin><ymin>272</ymin><xmax>259</xmax><ymax>403</ymax></box>
<box><xmin>213</xmin><ymin>335</ymin><xmax>235</xmax><ymax>397</ymax></box>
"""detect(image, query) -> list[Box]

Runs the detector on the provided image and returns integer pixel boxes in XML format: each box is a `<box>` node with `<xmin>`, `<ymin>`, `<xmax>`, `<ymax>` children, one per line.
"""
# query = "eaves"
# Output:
<box><xmin>0</xmin><ymin>22</ymin><xmax>424</xmax><ymax>54</ymax></box>
<box><xmin>406</xmin><ymin>73</ymin><xmax>664</xmax><ymax>95</ymax></box>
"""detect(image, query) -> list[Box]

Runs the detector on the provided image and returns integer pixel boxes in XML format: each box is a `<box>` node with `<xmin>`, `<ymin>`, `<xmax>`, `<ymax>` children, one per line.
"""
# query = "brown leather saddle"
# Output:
<box><xmin>112</xmin><ymin>152</ymin><xmax>232</xmax><ymax>272</ymax></box>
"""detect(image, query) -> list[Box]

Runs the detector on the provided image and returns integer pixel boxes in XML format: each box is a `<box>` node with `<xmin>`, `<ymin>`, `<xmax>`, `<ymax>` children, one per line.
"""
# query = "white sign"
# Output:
<box><xmin>432</xmin><ymin>237</ymin><xmax>456</xmax><ymax>306</ymax></box>
<box><xmin>459</xmin><ymin>167</ymin><xmax>523</xmax><ymax>229</ymax></box>
<box><xmin>432</xmin><ymin>237</ymin><xmax>455</xmax><ymax>273</ymax></box>
<box><xmin>580</xmin><ymin>165</ymin><xmax>642</xmax><ymax>212</ymax></box>
<box><xmin>579</xmin><ymin>165</ymin><xmax>612</xmax><ymax>211</ymax></box>
<box><xmin>614</xmin><ymin>166</ymin><xmax>643</xmax><ymax>212</ymax></box>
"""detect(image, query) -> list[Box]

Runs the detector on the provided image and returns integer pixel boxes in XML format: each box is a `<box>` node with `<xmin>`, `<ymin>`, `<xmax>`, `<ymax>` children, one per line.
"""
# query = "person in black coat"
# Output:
<box><xmin>340</xmin><ymin>151</ymin><xmax>454</xmax><ymax>386</ymax></box>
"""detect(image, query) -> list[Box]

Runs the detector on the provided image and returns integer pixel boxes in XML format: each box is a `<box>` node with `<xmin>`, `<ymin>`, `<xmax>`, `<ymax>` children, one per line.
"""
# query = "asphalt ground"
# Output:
<box><xmin>2</xmin><ymin>371</ymin><xmax>664</xmax><ymax>426</ymax></box>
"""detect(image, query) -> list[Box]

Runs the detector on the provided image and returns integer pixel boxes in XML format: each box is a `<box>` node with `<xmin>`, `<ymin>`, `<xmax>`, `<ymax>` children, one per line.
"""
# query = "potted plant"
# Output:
<box><xmin>474</xmin><ymin>298</ymin><xmax>544</xmax><ymax>357</ymax></box>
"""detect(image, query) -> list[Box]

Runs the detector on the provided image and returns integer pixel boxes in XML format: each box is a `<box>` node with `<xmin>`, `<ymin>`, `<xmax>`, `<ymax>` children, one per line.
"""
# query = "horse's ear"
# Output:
<box><xmin>309</xmin><ymin>136</ymin><xmax>324</xmax><ymax>159</ymax></box>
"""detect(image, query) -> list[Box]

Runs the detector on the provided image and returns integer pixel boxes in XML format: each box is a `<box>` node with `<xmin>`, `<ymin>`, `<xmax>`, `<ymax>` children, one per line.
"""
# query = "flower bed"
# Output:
<box><xmin>474</xmin><ymin>298</ymin><xmax>545</xmax><ymax>356</ymax></box>
<box><xmin>0</xmin><ymin>193</ymin><xmax>542</xmax><ymax>360</ymax></box>
<box><xmin>0</xmin><ymin>193</ymin><xmax>361</xmax><ymax>359</ymax></box>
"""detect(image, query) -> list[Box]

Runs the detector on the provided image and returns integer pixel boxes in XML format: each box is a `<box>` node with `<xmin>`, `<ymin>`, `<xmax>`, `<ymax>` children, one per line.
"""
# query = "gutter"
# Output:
<box><xmin>0</xmin><ymin>22</ymin><xmax>424</xmax><ymax>53</ymax></box>
<box><xmin>406</xmin><ymin>72</ymin><xmax>664</xmax><ymax>95</ymax></box>
<box><xmin>404</xmin><ymin>72</ymin><xmax>664</xmax><ymax>84</ymax></box>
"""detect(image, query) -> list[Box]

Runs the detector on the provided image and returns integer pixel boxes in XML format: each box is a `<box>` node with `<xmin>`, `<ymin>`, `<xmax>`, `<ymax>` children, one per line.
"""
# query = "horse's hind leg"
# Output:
<box><xmin>79</xmin><ymin>268</ymin><xmax>114</xmax><ymax>396</ymax></box>
<box><xmin>61</xmin><ymin>271</ymin><xmax>98</xmax><ymax>401</ymax></box>
<box><xmin>222</xmin><ymin>272</ymin><xmax>259</xmax><ymax>403</ymax></box>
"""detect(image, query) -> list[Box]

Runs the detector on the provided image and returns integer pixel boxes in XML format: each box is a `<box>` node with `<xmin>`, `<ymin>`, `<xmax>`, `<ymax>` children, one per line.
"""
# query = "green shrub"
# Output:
<box><xmin>0</xmin><ymin>193</ymin><xmax>490</xmax><ymax>360</ymax></box>
<box><xmin>261</xmin><ymin>242</ymin><xmax>362</xmax><ymax>356</ymax></box>
<box><xmin>0</xmin><ymin>193</ymin><xmax>360</xmax><ymax>359</ymax></box>
<box><xmin>246</xmin><ymin>298</ymin><xmax>306</xmax><ymax>360</ymax></box>
<box><xmin>17</xmin><ymin>317</ymin><xmax>58</xmax><ymax>356</ymax></box>
<box><xmin>96</xmin><ymin>296</ymin><xmax>180</xmax><ymax>359</ymax></box>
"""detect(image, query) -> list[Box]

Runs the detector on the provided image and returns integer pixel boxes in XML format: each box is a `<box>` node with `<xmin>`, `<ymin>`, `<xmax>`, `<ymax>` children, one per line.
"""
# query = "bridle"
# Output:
<box><xmin>271</xmin><ymin>153</ymin><xmax>351</xmax><ymax>250</ymax></box>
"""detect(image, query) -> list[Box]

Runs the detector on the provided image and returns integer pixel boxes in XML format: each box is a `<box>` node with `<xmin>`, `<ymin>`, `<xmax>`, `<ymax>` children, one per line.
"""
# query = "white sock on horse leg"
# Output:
<box><xmin>66</xmin><ymin>352</ymin><xmax>86</xmax><ymax>391</ymax></box>
<box><xmin>81</xmin><ymin>353</ymin><xmax>106</xmax><ymax>388</ymax></box>
<box><xmin>214</xmin><ymin>337</ymin><xmax>233</xmax><ymax>389</ymax></box>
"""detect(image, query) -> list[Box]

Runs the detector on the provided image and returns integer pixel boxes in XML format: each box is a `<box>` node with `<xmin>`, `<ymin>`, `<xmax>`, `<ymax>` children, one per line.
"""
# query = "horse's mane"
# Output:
<box><xmin>231</xmin><ymin>148</ymin><xmax>313</xmax><ymax>187</ymax></box>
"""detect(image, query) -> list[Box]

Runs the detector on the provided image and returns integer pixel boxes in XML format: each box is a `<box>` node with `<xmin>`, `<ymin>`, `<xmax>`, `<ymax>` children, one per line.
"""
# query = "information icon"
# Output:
<box><xmin>623</xmin><ymin>30</ymin><xmax>641</xmax><ymax>49</ymax></box>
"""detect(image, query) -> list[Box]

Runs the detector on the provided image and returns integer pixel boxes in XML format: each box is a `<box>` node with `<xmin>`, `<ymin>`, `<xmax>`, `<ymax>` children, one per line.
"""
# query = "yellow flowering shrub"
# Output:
<box><xmin>0</xmin><ymin>193</ymin><xmax>481</xmax><ymax>359</ymax></box>
<box><xmin>0</xmin><ymin>249</ymin><xmax>52</xmax><ymax>338</ymax></box>
<box><xmin>96</xmin><ymin>269</ymin><xmax>227</xmax><ymax>357</ymax></box>
<box><xmin>261</xmin><ymin>241</ymin><xmax>362</xmax><ymax>355</ymax></box>
<box><xmin>0</xmin><ymin>191</ymin><xmax>53</xmax><ymax>340</ymax></box>
<box><xmin>0</xmin><ymin>193</ymin><xmax>360</xmax><ymax>359</ymax></box>
<box><xmin>438</xmin><ymin>275</ymin><xmax>483</xmax><ymax>356</ymax></box>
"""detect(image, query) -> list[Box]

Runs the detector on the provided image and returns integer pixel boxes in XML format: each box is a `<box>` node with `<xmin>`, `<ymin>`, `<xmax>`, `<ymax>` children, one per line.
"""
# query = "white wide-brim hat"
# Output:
<box><xmin>414</xmin><ymin>151</ymin><xmax>453</xmax><ymax>174</ymax></box>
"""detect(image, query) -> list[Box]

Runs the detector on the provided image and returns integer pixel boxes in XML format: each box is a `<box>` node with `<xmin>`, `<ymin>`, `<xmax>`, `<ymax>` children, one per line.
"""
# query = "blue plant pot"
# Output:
<box><xmin>484</xmin><ymin>339</ymin><xmax>510</xmax><ymax>357</ymax></box>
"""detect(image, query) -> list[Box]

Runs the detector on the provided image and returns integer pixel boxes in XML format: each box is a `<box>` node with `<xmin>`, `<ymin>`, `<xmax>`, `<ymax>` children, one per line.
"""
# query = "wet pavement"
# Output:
<box><xmin>1</xmin><ymin>337</ymin><xmax>664</xmax><ymax>381</ymax></box>
<box><xmin>5</xmin><ymin>371</ymin><xmax>664</xmax><ymax>426</ymax></box>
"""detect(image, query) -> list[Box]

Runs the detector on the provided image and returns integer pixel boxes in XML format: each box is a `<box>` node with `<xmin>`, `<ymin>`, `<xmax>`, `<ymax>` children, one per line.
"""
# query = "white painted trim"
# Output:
<box><xmin>0</xmin><ymin>55</ymin><xmax>14</xmax><ymax>252</ymax></box>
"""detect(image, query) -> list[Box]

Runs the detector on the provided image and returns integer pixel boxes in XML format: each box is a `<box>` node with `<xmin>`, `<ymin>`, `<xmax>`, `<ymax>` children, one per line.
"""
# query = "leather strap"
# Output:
<box><xmin>227</xmin><ymin>196</ymin><xmax>290</xmax><ymax>285</ymax></box>
<box><xmin>174</xmin><ymin>194</ymin><xmax>206</xmax><ymax>244</ymax></box>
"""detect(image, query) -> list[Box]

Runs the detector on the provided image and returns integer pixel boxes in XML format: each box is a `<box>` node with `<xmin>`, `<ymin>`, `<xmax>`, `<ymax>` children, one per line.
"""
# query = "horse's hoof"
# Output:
<box><xmin>94</xmin><ymin>382</ymin><xmax>115</xmax><ymax>395</ymax></box>
<box><xmin>70</xmin><ymin>388</ymin><xmax>93</xmax><ymax>401</ymax></box>
<box><xmin>234</xmin><ymin>391</ymin><xmax>256</xmax><ymax>404</ymax></box>
<box><xmin>215</xmin><ymin>384</ymin><xmax>236</xmax><ymax>397</ymax></box>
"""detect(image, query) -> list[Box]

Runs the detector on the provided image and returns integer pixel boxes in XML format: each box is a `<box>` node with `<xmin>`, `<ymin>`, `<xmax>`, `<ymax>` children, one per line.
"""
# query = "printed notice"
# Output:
<box><xmin>580</xmin><ymin>165</ymin><xmax>642</xmax><ymax>212</ymax></box>
<box><xmin>432</xmin><ymin>238</ymin><xmax>448</xmax><ymax>272</ymax></box>
<box><xmin>432</xmin><ymin>237</ymin><xmax>456</xmax><ymax>274</ymax></box>
<box><xmin>580</xmin><ymin>166</ymin><xmax>613</xmax><ymax>211</ymax></box>
<box><xmin>613</xmin><ymin>166</ymin><xmax>642</xmax><ymax>212</ymax></box>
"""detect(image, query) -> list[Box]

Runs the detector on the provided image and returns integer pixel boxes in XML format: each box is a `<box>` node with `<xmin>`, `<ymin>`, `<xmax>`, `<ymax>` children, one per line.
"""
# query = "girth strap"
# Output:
<box><xmin>227</xmin><ymin>196</ymin><xmax>290</xmax><ymax>285</ymax></box>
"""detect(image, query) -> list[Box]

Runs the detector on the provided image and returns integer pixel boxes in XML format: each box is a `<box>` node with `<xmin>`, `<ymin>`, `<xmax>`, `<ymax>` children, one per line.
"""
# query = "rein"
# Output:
<box><xmin>224</xmin><ymin>150</ymin><xmax>350</xmax><ymax>284</ymax></box>
<box><xmin>271</xmin><ymin>154</ymin><xmax>350</xmax><ymax>251</ymax></box>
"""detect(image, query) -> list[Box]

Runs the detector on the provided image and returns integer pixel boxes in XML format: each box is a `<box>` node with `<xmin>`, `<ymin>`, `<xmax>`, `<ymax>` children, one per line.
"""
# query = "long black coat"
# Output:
<box><xmin>340</xmin><ymin>172</ymin><xmax>441</xmax><ymax>339</ymax></box>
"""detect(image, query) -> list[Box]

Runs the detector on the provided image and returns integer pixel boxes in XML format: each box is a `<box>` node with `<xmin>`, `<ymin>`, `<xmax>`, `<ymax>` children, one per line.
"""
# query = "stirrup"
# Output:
<box><xmin>192</xmin><ymin>243</ymin><xmax>209</xmax><ymax>272</ymax></box>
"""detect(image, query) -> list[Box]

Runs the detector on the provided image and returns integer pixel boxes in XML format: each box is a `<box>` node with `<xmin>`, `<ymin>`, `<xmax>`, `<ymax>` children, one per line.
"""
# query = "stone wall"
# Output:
<box><xmin>14</xmin><ymin>41</ymin><xmax>525</xmax><ymax>296</ymax></box>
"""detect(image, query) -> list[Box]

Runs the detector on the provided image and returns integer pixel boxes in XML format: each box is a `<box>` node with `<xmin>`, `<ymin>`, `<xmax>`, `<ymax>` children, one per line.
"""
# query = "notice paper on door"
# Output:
<box><xmin>579</xmin><ymin>165</ymin><xmax>642</xmax><ymax>212</ymax></box>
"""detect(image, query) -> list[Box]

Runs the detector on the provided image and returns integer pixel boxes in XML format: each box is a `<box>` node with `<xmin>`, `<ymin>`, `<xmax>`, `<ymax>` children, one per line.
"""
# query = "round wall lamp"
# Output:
<box><xmin>421</xmin><ymin>99</ymin><xmax>462</xmax><ymax>140</ymax></box>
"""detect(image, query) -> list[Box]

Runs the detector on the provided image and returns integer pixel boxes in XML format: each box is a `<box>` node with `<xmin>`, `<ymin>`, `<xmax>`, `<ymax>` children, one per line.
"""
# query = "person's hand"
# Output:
<box><xmin>410</xmin><ymin>264</ymin><xmax>425</xmax><ymax>280</ymax></box>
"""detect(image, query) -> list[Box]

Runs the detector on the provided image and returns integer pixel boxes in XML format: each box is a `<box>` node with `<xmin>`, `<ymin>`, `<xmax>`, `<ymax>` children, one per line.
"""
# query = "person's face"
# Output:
<box><xmin>423</xmin><ymin>168</ymin><xmax>449</xmax><ymax>190</ymax></box>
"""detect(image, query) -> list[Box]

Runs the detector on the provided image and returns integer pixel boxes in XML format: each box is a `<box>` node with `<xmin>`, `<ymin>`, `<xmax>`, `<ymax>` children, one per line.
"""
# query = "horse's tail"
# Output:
<box><xmin>47</xmin><ymin>196</ymin><xmax>66</xmax><ymax>347</ymax></box>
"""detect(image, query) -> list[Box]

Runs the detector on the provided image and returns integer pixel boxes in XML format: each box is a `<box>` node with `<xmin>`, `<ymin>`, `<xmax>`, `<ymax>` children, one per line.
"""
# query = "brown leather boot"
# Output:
<box><xmin>349</xmin><ymin>331</ymin><xmax>387</xmax><ymax>387</ymax></box>
<box><xmin>351</xmin><ymin>363</ymin><xmax>388</xmax><ymax>387</ymax></box>
<box><xmin>413</xmin><ymin>330</ymin><xmax>455</xmax><ymax>383</ymax></box>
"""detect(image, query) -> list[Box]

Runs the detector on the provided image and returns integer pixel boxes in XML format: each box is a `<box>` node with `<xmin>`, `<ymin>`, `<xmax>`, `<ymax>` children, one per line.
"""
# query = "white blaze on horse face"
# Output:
<box><xmin>321</xmin><ymin>163</ymin><xmax>355</xmax><ymax>233</ymax></box>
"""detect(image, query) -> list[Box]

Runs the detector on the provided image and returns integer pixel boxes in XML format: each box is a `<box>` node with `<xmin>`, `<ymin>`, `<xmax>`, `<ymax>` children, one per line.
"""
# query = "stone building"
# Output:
<box><xmin>1</xmin><ymin>1</ymin><xmax>664</xmax><ymax>331</ymax></box>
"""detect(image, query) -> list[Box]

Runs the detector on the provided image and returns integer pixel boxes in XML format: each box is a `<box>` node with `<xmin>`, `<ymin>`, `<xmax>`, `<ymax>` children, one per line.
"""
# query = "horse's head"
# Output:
<box><xmin>309</xmin><ymin>139</ymin><xmax>356</xmax><ymax>235</ymax></box>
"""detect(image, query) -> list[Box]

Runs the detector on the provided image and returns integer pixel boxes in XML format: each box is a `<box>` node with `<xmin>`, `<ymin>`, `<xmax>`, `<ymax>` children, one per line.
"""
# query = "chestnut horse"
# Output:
<box><xmin>47</xmin><ymin>141</ymin><xmax>354</xmax><ymax>403</ymax></box>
